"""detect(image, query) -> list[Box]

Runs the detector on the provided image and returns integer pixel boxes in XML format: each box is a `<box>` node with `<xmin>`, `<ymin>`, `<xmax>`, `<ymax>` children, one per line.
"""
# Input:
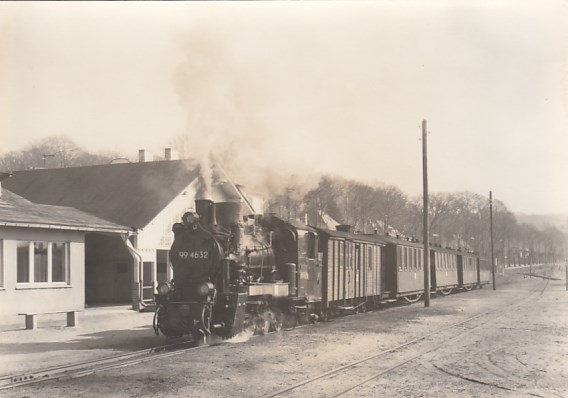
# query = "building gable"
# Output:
<box><xmin>4</xmin><ymin>160</ymin><xmax>201</xmax><ymax>228</ymax></box>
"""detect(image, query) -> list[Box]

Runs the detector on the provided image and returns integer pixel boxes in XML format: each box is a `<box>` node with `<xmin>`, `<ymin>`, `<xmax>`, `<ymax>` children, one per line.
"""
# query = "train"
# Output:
<box><xmin>153</xmin><ymin>199</ymin><xmax>491</xmax><ymax>342</ymax></box>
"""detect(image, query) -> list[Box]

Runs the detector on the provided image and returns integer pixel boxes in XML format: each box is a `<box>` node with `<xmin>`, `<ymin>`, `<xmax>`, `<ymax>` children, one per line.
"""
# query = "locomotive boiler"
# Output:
<box><xmin>153</xmin><ymin>199</ymin><xmax>293</xmax><ymax>342</ymax></box>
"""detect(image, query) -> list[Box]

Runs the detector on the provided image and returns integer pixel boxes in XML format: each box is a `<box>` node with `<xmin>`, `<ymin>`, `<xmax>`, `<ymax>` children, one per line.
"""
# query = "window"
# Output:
<box><xmin>17</xmin><ymin>241</ymin><xmax>30</xmax><ymax>283</ymax></box>
<box><xmin>17</xmin><ymin>241</ymin><xmax>69</xmax><ymax>285</ymax></box>
<box><xmin>306</xmin><ymin>233</ymin><xmax>317</xmax><ymax>259</ymax></box>
<box><xmin>416</xmin><ymin>249</ymin><xmax>421</xmax><ymax>270</ymax></box>
<box><xmin>412</xmin><ymin>249</ymin><xmax>417</xmax><ymax>270</ymax></box>
<box><xmin>34</xmin><ymin>241</ymin><xmax>48</xmax><ymax>282</ymax></box>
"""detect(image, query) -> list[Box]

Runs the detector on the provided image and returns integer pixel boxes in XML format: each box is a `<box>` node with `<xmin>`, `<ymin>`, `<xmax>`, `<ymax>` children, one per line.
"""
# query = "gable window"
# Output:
<box><xmin>17</xmin><ymin>241</ymin><xmax>69</xmax><ymax>285</ymax></box>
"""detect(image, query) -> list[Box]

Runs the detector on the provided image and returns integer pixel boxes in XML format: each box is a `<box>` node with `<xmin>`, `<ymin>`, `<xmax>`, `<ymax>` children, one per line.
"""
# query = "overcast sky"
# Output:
<box><xmin>1</xmin><ymin>1</ymin><xmax>567</xmax><ymax>214</ymax></box>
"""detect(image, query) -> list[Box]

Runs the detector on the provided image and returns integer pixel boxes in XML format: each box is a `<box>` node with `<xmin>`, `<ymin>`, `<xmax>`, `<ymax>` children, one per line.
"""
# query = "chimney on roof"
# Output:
<box><xmin>139</xmin><ymin>149</ymin><xmax>146</xmax><ymax>162</ymax></box>
<box><xmin>164</xmin><ymin>148</ymin><xmax>172</xmax><ymax>161</ymax></box>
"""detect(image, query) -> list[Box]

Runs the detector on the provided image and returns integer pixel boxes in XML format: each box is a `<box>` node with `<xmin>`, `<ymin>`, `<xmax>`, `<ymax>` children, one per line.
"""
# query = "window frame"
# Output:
<box><xmin>16</xmin><ymin>240</ymin><xmax>70</xmax><ymax>286</ymax></box>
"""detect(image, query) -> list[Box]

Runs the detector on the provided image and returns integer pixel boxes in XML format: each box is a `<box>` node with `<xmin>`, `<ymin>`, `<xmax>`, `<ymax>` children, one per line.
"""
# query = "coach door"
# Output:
<box><xmin>302</xmin><ymin>232</ymin><xmax>321</xmax><ymax>302</ymax></box>
<box><xmin>355</xmin><ymin>243</ymin><xmax>362</xmax><ymax>299</ymax></box>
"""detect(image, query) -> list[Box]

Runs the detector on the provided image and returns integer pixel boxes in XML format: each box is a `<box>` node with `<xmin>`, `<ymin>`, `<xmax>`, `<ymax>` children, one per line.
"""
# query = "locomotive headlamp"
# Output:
<box><xmin>196</xmin><ymin>281</ymin><xmax>214</xmax><ymax>296</ymax></box>
<box><xmin>182</xmin><ymin>212</ymin><xmax>199</xmax><ymax>226</ymax></box>
<box><xmin>157</xmin><ymin>282</ymin><xmax>171</xmax><ymax>296</ymax></box>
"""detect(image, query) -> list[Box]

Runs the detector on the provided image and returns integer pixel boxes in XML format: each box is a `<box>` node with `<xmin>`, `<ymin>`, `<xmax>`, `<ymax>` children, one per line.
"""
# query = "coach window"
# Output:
<box><xmin>17</xmin><ymin>241</ymin><xmax>70</xmax><ymax>285</ymax></box>
<box><xmin>306</xmin><ymin>233</ymin><xmax>317</xmax><ymax>260</ymax></box>
<box><xmin>413</xmin><ymin>249</ymin><xmax>417</xmax><ymax>270</ymax></box>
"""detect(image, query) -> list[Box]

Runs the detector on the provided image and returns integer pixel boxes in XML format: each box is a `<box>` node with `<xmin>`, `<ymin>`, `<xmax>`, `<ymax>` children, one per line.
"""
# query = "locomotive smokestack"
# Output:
<box><xmin>195</xmin><ymin>199</ymin><xmax>216</xmax><ymax>225</ymax></box>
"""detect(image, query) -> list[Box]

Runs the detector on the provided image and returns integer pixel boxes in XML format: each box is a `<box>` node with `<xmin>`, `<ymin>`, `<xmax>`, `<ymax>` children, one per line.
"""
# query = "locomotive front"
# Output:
<box><xmin>153</xmin><ymin>198</ymin><xmax>285</xmax><ymax>342</ymax></box>
<box><xmin>153</xmin><ymin>199</ymin><xmax>225</xmax><ymax>341</ymax></box>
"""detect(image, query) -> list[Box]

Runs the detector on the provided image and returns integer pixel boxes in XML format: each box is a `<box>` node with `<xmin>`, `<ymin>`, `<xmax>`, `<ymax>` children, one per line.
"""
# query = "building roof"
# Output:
<box><xmin>3</xmin><ymin>160</ymin><xmax>242</xmax><ymax>229</ymax></box>
<box><xmin>0</xmin><ymin>188</ymin><xmax>130</xmax><ymax>233</ymax></box>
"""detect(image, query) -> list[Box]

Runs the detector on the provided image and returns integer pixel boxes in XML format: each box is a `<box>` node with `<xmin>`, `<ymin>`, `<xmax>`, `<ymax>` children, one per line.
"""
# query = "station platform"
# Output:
<box><xmin>0</xmin><ymin>305</ymin><xmax>157</xmax><ymax>378</ymax></box>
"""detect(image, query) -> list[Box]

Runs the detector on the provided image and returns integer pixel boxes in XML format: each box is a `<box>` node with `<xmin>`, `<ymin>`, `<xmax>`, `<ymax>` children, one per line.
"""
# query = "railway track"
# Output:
<box><xmin>263</xmin><ymin>280</ymin><xmax>550</xmax><ymax>398</ymax></box>
<box><xmin>1</xmin><ymin>276</ymin><xmax>553</xmax><ymax>394</ymax></box>
<box><xmin>0</xmin><ymin>338</ymin><xmax>203</xmax><ymax>390</ymax></box>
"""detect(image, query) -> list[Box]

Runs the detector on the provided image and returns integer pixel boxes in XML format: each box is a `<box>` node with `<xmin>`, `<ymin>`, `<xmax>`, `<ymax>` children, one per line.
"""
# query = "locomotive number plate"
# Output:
<box><xmin>178</xmin><ymin>251</ymin><xmax>209</xmax><ymax>259</ymax></box>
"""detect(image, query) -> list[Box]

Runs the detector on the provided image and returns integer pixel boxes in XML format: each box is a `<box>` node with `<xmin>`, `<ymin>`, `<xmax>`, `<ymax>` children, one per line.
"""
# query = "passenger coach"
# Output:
<box><xmin>379</xmin><ymin>236</ymin><xmax>425</xmax><ymax>303</ymax></box>
<box><xmin>430</xmin><ymin>246</ymin><xmax>459</xmax><ymax>294</ymax></box>
<box><xmin>316</xmin><ymin>226</ymin><xmax>384</xmax><ymax>317</ymax></box>
<box><xmin>458</xmin><ymin>251</ymin><xmax>478</xmax><ymax>290</ymax></box>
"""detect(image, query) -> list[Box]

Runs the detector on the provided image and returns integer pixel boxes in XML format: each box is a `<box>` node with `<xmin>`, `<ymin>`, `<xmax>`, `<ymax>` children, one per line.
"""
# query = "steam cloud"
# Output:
<box><xmin>172</xmin><ymin>23</ymin><xmax>324</xmax><ymax>203</ymax></box>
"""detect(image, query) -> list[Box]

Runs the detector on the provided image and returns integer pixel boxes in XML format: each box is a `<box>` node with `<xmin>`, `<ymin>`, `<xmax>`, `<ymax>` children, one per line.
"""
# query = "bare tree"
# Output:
<box><xmin>0</xmin><ymin>135</ymin><xmax>119</xmax><ymax>171</ymax></box>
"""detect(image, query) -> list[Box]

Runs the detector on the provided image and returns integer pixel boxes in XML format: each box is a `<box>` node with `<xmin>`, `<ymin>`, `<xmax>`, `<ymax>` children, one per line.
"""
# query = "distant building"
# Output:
<box><xmin>0</xmin><ymin>180</ymin><xmax>129</xmax><ymax>319</ymax></box>
<box><xmin>4</xmin><ymin>157</ymin><xmax>257</xmax><ymax>310</ymax></box>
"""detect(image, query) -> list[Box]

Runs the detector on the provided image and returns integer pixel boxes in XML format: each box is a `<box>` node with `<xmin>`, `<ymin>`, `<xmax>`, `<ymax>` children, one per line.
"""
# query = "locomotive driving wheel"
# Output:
<box><xmin>269</xmin><ymin>309</ymin><xmax>283</xmax><ymax>332</ymax></box>
<box><xmin>254</xmin><ymin>309</ymin><xmax>282</xmax><ymax>335</ymax></box>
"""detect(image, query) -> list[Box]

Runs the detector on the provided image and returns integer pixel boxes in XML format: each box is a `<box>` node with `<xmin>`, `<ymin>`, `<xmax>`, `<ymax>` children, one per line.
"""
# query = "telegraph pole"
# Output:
<box><xmin>422</xmin><ymin>120</ymin><xmax>430</xmax><ymax>307</ymax></box>
<box><xmin>490</xmin><ymin>191</ymin><xmax>496</xmax><ymax>290</ymax></box>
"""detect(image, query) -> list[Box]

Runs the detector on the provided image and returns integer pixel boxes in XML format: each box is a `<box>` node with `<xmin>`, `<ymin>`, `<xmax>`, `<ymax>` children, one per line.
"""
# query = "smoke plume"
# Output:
<box><xmin>172</xmin><ymin>23</ymin><xmax>322</xmax><ymax>204</ymax></box>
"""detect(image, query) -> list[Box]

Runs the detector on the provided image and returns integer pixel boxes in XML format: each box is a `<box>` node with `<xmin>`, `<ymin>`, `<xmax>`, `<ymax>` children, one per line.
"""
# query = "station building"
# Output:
<box><xmin>3</xmin><ymin>156</ymin><xmax>254</xmax><ymax>311</ymax></box>
<box><xmin>0</xmin><ymin>176</ymin><xmax>130</xmax><ymax>319</ymax></box>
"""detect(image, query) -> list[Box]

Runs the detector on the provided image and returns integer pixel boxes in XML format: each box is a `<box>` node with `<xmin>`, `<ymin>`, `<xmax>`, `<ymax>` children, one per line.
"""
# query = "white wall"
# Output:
<box><xmin>137</xmin><ymin>180</ymin><xmax>197</xmax><ymax>254</ymax></box>
<box><xmin>0</xmin><ymin>227</ymin><xmax>85</xmax><ymax>318</ymax></box>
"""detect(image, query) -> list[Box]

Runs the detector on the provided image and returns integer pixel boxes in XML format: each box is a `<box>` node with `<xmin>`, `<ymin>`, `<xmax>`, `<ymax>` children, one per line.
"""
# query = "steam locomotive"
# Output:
<box><xmin>153</xmin><ymin>199</ymin><xmax>490</xmax><ymax>342</ymax></box>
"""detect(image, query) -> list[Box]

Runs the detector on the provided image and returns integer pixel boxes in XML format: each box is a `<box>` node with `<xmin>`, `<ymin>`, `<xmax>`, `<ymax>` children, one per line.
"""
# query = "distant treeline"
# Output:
<box><xmin>2</xmin><ymin>135</ymin><xmax>565</xmax><ymax>265</ymax></box>
<box><xmin>266</xmin><ymin>176</ymin><xmax>567</xmax><ymax>266</ymax></box>
<box><xmin>0</xmin><ymin>135</ymin><xmax>120</xmax><ymax>171</ymax></box>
